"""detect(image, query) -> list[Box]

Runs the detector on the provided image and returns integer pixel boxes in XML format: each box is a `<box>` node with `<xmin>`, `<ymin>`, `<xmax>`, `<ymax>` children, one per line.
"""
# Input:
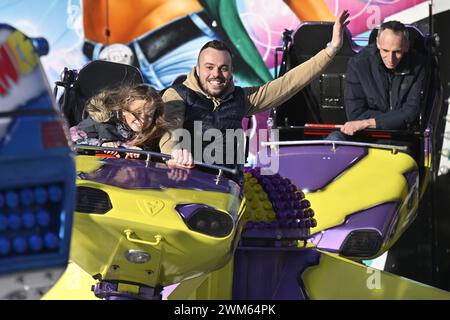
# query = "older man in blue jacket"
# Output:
<box><xmin>330</xmin><ymin>20</ymin><xmax>425</xmax><ymax>139</ymax></box>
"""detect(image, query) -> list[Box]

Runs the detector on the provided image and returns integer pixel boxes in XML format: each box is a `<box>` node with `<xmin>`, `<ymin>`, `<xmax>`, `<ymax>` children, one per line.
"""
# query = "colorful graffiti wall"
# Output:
<box><xmin>0</xmin><ymin>0</ymin><xmax>429</xmax><ymax>86</ymax></box>
<box><xmin>0</xmin><ymin>0</ymin><xmax>434</xmax><ymax>148</ymax></box>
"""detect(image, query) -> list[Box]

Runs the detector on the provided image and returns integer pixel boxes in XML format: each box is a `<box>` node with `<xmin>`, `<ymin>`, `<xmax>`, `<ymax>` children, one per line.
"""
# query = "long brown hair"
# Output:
<box><xmin>122</xmin><ymin>84</ymin><xmax>179</xmax><ymax>147</ymax></box>
<box><xmin>85</xmin><ymin>83</ymin><xmax>179</xmax><ymax>149</ymax></box>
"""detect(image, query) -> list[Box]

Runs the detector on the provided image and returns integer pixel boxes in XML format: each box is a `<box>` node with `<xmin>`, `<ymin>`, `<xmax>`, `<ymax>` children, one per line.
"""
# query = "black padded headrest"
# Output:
<box><xmin>292</xmin><ymin>22</ymin><xmax>358</xmax><ymax>60</ymax></box>
<box><xmin>76</xmin><ymin>60</ymin><xmax>144</xmax><ymax>98</ymax></box>
<box><xmin>368</xmin><ymin>25</ymin><xmax>426</xmax><ymax>55</ymax></box>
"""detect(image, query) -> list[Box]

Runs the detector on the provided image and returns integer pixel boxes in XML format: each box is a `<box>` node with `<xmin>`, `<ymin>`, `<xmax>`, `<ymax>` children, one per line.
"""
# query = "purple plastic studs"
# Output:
<box><xmin>243</xmin><ymin>167</ymin><xmax>318</xmax><ymax>239</ymax></box>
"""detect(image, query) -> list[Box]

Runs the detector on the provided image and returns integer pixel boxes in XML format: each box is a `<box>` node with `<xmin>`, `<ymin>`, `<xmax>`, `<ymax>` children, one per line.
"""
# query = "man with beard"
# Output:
<box><xmin>162</xmin><ymin>10</ymin><xmax>350</xmax><ymax>169</ymax></box>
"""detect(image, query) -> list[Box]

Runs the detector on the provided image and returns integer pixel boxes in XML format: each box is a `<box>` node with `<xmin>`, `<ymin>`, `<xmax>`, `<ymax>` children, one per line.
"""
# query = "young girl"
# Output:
<box><xmin>70</xmin><ymin>83</ymin><xmax>178</xmax><ymax>158</ymax></box>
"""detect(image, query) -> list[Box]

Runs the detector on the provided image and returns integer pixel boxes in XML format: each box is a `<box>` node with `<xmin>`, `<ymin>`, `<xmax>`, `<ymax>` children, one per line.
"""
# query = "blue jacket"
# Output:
<box><xmin>344</xmin><ymin>44</ymin><xmax>426</xmax><ymax>129</ymax></box>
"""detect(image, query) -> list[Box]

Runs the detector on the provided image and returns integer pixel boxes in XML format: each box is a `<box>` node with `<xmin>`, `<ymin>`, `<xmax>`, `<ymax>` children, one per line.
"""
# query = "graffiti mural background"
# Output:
<box><xmin>0</xmin><ymin>0</ymin><xmax>434</xmax><ymax>152</ymax></box>
<box><xmin>0</xmin><ymin>0</ymin><xmax>429</xmax><ymax>86</ymax></box>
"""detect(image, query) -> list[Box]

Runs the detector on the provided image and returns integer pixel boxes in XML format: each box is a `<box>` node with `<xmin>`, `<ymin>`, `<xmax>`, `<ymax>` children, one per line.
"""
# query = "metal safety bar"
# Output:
<box><xmin>75</xmin><ymin>144</ymin><xmax>238</xmax><ymax>175</ymax></box>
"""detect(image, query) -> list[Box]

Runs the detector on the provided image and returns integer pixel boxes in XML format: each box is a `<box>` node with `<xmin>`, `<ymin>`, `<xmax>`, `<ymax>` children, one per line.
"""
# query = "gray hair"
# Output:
<box><xmin>377</xmin><ymin>20</ymin><xmax>409</xmax><ymax>41</ymax></box>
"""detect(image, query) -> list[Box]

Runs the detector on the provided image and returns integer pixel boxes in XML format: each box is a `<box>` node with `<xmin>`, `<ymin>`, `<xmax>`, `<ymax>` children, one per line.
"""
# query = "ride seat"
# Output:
<box><xmin>272</xmin><ymin>22</ymin><xmax>360</xmax><ymax>130</ymax></box>
<box><xmin>58</xmin><ymin>60</ymin><xmax>144</xmax><ymax>127</ymax></box>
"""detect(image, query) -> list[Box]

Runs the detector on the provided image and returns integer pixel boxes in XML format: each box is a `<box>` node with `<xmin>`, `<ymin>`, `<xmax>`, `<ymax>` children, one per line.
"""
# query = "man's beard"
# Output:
<box><xmin>200</xmin><ymin>78</ymin><xmax>231</xmax><ymax>98</ymax></box>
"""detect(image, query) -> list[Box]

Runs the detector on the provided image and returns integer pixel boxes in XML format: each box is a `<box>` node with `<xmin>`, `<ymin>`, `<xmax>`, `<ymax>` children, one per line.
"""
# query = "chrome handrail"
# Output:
<box><xmin>74</xmin><ymin>144</ymin><xmax>238</xmax><ymax>175</ymax></box>
<box><xmin>261</xmin><ymin>139</ymin><xmax>409</xmax><ymax>153</ymax></box>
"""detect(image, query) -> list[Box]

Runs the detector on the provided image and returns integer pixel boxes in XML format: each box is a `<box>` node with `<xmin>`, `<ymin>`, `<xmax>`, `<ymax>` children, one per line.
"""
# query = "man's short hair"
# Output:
<box><xmin>377</xmin><ymin>20</ymin><xmax>409</xmax><ymax>41</ymax></box>
<box><xmin>198</xmin><ymin>40</ymin><xmax>233</xmax><ymax>60</ymax></box>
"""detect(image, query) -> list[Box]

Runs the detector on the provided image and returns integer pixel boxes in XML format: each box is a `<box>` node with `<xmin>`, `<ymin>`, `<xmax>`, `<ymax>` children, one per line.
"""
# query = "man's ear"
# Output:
<box><xmin>376</xmin><ymin>37</ymin><xmax>381</xmax><ymax>50</ymax></box>
<box><xmin>195</xmin><ymin>65</ymin><xmax>199</xmax><ymax>77</ymax></box>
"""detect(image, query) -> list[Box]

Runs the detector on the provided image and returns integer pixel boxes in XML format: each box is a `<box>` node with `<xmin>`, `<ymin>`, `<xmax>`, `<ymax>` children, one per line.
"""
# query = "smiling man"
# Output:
<box><xmin>161</xmin><ymin>11</ymin><xmax>350</xmax><ymax>169</ymax></box>
<box><xmin>196</xmin><ymin>42</ymin><xmax>234</xmax><ymax>98</ymax></box>
<box><xmin>333</xmin><ymin>20</ymin><xmax>426</xmax><ymax>139</ymax></box>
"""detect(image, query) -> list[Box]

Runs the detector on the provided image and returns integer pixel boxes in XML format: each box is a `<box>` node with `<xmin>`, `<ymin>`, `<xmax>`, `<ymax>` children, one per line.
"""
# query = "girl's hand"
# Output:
<box><xmin>124</xmin><ymin>146</ymin><xmax>142</xmax><ymax>159</ymax></box>
<box><xmin>101</xmin><ymin>141</ymin><xmax>121</xmax><ymax>157</ymax></box>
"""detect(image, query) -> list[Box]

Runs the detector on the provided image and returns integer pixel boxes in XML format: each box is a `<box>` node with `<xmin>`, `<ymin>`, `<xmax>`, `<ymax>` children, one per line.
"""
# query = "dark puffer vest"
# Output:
<box><xmin>172</xmin><ymin>84</ymin><xmax>246</xmax><ymax>165</ymax></box>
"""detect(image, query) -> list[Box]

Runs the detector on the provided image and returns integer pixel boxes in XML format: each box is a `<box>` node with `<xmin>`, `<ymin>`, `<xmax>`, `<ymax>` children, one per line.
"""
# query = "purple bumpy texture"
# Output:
<box><xmin>243</xmin><ymin>167</ymin><xmax>316</xmax><ymax>240</ymax></box>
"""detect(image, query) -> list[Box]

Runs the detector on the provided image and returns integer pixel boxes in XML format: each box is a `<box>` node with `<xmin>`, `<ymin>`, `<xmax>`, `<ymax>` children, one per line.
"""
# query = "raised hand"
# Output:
<box><xmin>330</xmin><ymin>10</ymin><xmax>350</xmax><ymax>51</ymax></box>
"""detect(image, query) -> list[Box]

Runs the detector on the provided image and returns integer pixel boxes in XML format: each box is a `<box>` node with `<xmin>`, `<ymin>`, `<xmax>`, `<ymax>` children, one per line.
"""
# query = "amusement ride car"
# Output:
<box><xmin>42</xmin><ymin>19</ymin><xmax>450</xmax><ymax>300</ymax></box>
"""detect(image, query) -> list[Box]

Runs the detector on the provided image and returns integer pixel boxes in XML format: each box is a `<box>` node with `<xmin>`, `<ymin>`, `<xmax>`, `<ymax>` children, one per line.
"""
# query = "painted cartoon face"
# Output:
<box><xmin>377</xmin><ymin>29</ymin><xmax>408</xmax><ymax>70</ymax></box>
<box><xmin>196</xmin><ymin>47</ymin><xmax>233</xmax><ymax>98</ymax></box>
<box><xmin>122</xmin><ymin>99</ymin><xmax>155</xmax><ymax>132</ymax></box>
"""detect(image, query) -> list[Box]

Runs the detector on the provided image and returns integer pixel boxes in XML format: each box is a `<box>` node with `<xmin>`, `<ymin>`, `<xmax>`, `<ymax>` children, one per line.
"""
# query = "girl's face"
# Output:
<box><xmin>122</xmin><ymin>99</ymin><xmax>155</xmax><ymax>132</ymax></box>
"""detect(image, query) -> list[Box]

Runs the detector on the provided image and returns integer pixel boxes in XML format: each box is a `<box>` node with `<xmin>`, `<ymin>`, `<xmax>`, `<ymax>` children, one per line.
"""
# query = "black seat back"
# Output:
<box><xmin>272</xmin><ymin>22</ymin><xmax>359</xmax><ymax>131</ymax></box>
<box><xmin>59</xmin><ymin>60</ymin><xmax>144</xmax><ymax>127</ymax></box>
